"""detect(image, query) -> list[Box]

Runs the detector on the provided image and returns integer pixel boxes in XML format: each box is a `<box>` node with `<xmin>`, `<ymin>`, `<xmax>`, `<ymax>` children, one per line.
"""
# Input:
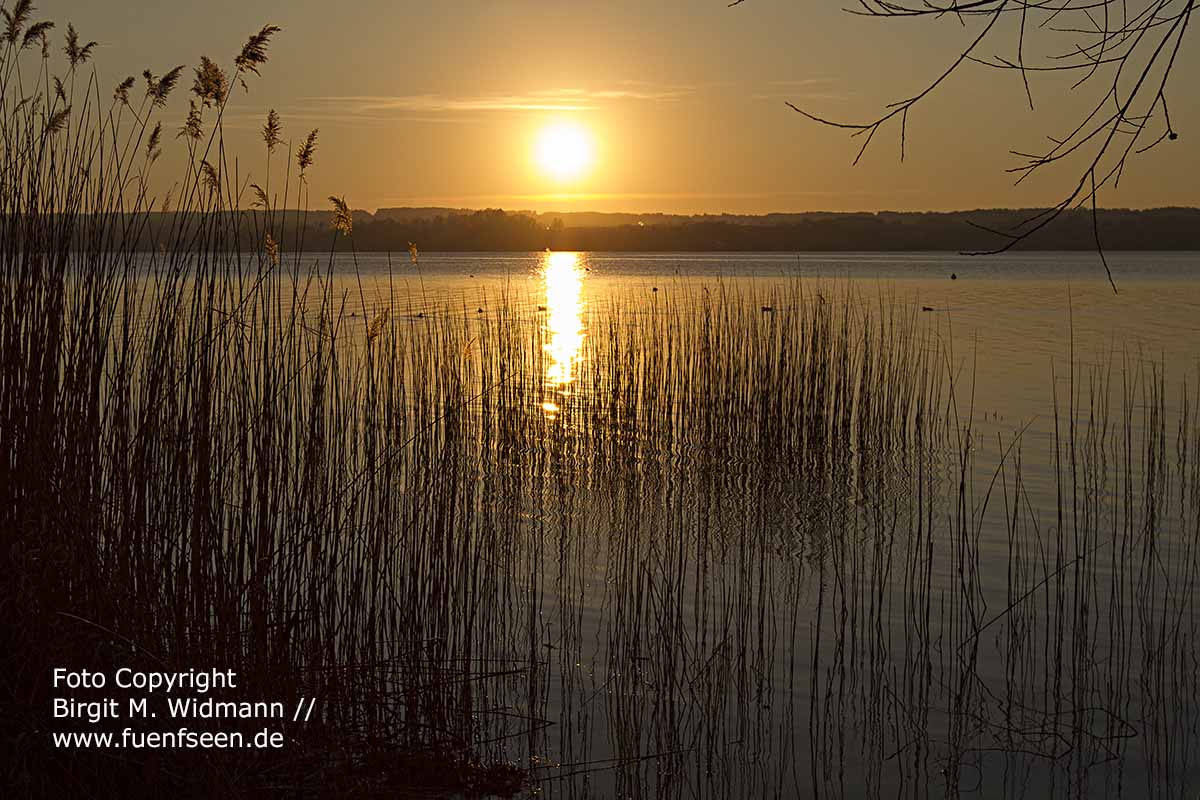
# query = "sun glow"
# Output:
<box><xmin>534</xmin><ymin>122</ymin><xmax>594</xmax><ymax>182</ymax></box>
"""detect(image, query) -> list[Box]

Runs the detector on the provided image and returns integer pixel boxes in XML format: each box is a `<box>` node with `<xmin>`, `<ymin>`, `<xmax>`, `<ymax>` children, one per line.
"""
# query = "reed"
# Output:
<box><xmin>2</xmin><ymin>5</ymin><xmax>1198</xmax><ymax>798</ymax></box>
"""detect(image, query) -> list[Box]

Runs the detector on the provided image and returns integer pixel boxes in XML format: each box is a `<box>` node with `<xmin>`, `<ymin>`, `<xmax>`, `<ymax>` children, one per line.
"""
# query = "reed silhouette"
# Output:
<box><xmin>2</xmin><ymin>5</ymin><xmax>1198</xmax><ymax>798</ymax></box>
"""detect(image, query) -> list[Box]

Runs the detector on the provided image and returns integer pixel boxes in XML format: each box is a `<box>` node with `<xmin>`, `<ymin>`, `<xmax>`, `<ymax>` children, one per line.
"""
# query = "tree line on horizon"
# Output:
<box><xmin>96</xmin><ymin>206</ymin><xmax>1200</xmax><ymax>252</ymax></box>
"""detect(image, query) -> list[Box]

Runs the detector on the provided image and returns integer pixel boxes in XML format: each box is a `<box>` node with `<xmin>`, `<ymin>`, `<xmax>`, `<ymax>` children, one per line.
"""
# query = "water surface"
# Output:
<box><xmin>262</xmin><ymin>251</ymin><xmax>1200</xmax><ymax>797</ymax></box>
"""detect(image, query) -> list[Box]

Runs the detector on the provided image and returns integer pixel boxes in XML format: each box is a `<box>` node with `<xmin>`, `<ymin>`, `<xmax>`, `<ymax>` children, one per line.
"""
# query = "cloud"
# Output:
<box><xmin>766</xmin><ymin>78</ymin><xmax>838</xmax><ymax>88</ymax></box>
<box><xmin>325</xmin><ymin>94</ymin><xmax>595</xmax><ymax>113</ymax></box>
<box><xmin>301</xmin><ymin>85</ymin><xmax>693</xmax><ymax>118</ymax></box>
<box><xmin>753</xmin><ymin>77</ymin><xmax>855</xmax><ymax>103</ymax></box>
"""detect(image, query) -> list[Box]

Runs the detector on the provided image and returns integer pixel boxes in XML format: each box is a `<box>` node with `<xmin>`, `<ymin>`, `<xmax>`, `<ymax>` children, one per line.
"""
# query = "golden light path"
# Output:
<box><xmin>541</xmin><ymin>251</ymin><xmax>586</xmax><ymax>416</ymax></box>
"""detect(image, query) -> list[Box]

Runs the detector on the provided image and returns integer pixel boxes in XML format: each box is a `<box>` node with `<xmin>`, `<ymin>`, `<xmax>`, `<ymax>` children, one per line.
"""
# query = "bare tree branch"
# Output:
<box><xmin>748</xmin><ymin>0</ymin><xmax>1194</xmax><ymax>291</ymax></box>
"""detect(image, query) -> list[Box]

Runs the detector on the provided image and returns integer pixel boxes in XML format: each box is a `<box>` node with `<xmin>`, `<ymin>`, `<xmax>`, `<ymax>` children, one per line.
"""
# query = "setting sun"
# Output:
<box><xmin>534</xmin><ymin>121</ymin><xmax>594</xmax><ymax>182</ymax></box>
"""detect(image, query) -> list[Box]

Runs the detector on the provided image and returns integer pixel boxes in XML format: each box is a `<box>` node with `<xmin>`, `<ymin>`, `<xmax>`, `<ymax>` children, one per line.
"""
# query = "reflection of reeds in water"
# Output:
<box><xmin>520</xmin><ymin>281</ymin><xmax>943</xmax><ymax>797</ymax></box>
<box><xmin>794</xmin><ymin>354</ymin><xmax>1200</xmax><ymax>799</ymax></box>
<box><xmin>4</xmin><ymin>10</ymin><xmax>1200</xmax><ymax>798</ymax></box>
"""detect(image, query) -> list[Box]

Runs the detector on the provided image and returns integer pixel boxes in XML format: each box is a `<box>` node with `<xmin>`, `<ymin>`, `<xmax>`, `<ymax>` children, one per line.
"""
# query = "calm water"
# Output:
<box><xmin>329</xmin><ymin>249</ymin><xmax>1199</xmax><ymax>443</ymax></box>
<box><xmin>244</xmin><ymin>250</ymin><xmax>1200</xmax><ymax>797</ymax></box>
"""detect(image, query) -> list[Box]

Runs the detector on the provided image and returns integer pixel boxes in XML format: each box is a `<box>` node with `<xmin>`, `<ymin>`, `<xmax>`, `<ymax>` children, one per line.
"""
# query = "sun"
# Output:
<box><xmin>534</xmin><ymin>121</ymin><xmax>594</xmax><ymax>182</ymax></box>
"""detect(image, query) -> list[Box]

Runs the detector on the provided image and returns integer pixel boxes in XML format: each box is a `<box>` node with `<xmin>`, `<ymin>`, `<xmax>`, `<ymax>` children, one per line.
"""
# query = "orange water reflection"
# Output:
<box><xmin>541</xmin><ymin>252</ymin><xmax>585</xmax><ymax>415</ymax></box>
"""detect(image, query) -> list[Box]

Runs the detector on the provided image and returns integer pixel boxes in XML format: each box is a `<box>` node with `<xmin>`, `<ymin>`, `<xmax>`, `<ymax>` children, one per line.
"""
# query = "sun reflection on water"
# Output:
<box><xmin>541</xmin><ymin>251</ymin><xmax>585</xmax><ymax>415</ymax></box>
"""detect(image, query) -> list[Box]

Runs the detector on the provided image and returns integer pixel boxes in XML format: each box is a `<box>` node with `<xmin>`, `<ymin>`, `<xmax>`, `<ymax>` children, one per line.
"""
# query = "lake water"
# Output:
<box><xmin>332</xmin><ymin>249</ymin><xmax>1200</xmax><ymax>417</ymax></box>
<box><xmin>271</xmin><ymin>250</ymin><xmax>1194</xmax><ymax>798</ymax></box>
<box><xmin>112</xmin><ymin>249</ymin><xmax>1198</xmax><ymax>798</ymax></box>
<box><xmin>327</xmin><ymin>248</ymin><xmax>1199</xmax><ymax>526</ymax></box>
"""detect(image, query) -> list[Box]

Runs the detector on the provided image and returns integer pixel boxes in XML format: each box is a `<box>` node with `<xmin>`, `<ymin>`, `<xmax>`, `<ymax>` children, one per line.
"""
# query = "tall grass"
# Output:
<box><xmin>3</xmin><ymin>5</ymin><xmax>1199</xmax><ymax>798</ymax></box>
<box><xmin>0</xmin><ymin>9</ymin><xmax>531</xmax><ymax>794</ymax></box>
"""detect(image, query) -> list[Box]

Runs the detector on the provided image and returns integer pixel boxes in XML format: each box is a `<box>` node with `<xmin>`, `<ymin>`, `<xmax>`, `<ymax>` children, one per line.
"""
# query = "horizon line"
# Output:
<box><xmin>192</xmin><ymin>205</ymin><xmax>1200</xmax><ymax>216</ymax></box>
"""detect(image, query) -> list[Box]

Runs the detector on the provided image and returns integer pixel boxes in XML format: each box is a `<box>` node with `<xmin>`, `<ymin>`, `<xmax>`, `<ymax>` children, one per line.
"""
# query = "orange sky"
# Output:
<box><xmin>49</xmin><ymin>0</ymin><xmax>1200</xmax><ymax>214</ymax></box>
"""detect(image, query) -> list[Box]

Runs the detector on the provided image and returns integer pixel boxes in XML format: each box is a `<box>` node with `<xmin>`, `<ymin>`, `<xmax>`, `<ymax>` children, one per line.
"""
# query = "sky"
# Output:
<box><xmin>40</xmin><ymin>0</ymin><xmax>1200</xmax><ymax>214</ymax></box>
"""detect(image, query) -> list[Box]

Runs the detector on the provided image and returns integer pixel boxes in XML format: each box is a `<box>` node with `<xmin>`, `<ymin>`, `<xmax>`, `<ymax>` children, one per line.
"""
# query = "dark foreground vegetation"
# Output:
<box><xmin>4</xmin><ymin>5</ymin><xmax>1200</xmax><ymax>800</ymax></box>
<box><xmin>0</xmin><ymin>10</ymin><xmax>531</xmax><ymax>798</ymax></box>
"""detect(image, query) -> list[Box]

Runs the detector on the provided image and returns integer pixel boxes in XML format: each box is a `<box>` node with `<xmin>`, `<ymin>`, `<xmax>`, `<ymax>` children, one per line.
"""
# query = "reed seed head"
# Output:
<box><xmin>20</xmin><ymin>18</ymin><xmax>50</xmax><ymax>51</ymax></box>
<box><xmin>329</xmin><ymin>195</ymin><xmax>352</xmax><ymax>236</ymax></box>
<box><xmin>250</xmin><ymin>183</ymin><xmax>269</xmax><ymax>210</ymax></box>
<box><xmin>367</xmin><ymin>309</ymin><xmax>389</xmax><ymax>342</ymax></box>
<box><xmin>146</xmin><ymin>121</ymin><xmax>162</xmax><ymax>160</ymax></box>
<box><xmin>113</xmin><ymin>76</ymin><xmax>134</xmax><ymax>105</ymax></box>
<box><xmin>262</xmin><ymin>109</ymin><xmax>281</xmax><ymax>153</ymax></box>
<box><xmin>145</xmin><ymin>65</ymin><xmax>185</xmax><ymax>108</ymax></box>
<box><xmin>192</xmin><ymin>56</ymin><xmax>228</xmax><ymax>107</ymax></box>
<box><xmin>63</xmin><ymin>22</ymin><xmax>96</xmax><ymax>67</ymax></box>
<box><xmin>296</xmin><ymin>128</ymin><xmax>318</xmax><ymax>177</ymax></box>
<box><xmin>234</xmin><ymin>24</ymin><xmax>281</xmax><ymax>77</ymax></box>
<box><xmin>200</xmin><ymin>159</ymin><xmax>219</xmax><ymax>193</ymax></box>
<box><xmin>179</xmin><ymin>100</ymin><xmax>203</xmax><ymax>141</ymax></box>
<box><xmin>44</xmin><ymin>106</ymin><xmax>69</xmax><ymax>135</ymax></box>
<box><xmin>2</xmin><ymin>0</ymin><xmax>33</xmax><ymax>45</ymax></box>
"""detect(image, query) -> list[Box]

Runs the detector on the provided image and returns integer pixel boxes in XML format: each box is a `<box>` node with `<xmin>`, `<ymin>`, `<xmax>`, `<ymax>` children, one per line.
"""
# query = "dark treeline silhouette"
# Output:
<box><xmin>111</xmin><ymin>207</ymin><xmax>1200</xmax><ymax>252</ymax></box>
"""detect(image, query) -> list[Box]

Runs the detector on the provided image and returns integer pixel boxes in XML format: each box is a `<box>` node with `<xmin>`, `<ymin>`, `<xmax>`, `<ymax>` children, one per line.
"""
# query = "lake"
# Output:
<box><xmin>266</xmin><ymin>250</ymin><xmax>1194</xmax><ymax>798</ymax></box>
<box><xmin>328</xmin><ymin>249</ymin><xmax>1200</xmax><ymax>418</ymax></box>
<box><xmin>68</xmin><ymin>248</ymin><xmax>1200</xmax><ymax>798</ymax></box>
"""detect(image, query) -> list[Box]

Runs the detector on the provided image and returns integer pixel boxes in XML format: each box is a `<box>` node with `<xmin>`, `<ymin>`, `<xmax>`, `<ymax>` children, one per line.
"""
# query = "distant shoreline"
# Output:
<box><xmin>100</xmin><ymin>207</ymin><xmax>1200</xmax><ymax>252</ymax></box>
<box><xmin>332</xmin><ymin>247</ymin><xmax>1200</xmax><ymax>254</ymax></box>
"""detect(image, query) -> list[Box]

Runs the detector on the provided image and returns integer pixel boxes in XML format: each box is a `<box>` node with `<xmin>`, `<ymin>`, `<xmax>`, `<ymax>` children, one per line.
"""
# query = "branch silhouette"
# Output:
<box><xmin>743</xmin><ymin>0</ymin><xmax>1195</xmax><ymax>291</ymax></box>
